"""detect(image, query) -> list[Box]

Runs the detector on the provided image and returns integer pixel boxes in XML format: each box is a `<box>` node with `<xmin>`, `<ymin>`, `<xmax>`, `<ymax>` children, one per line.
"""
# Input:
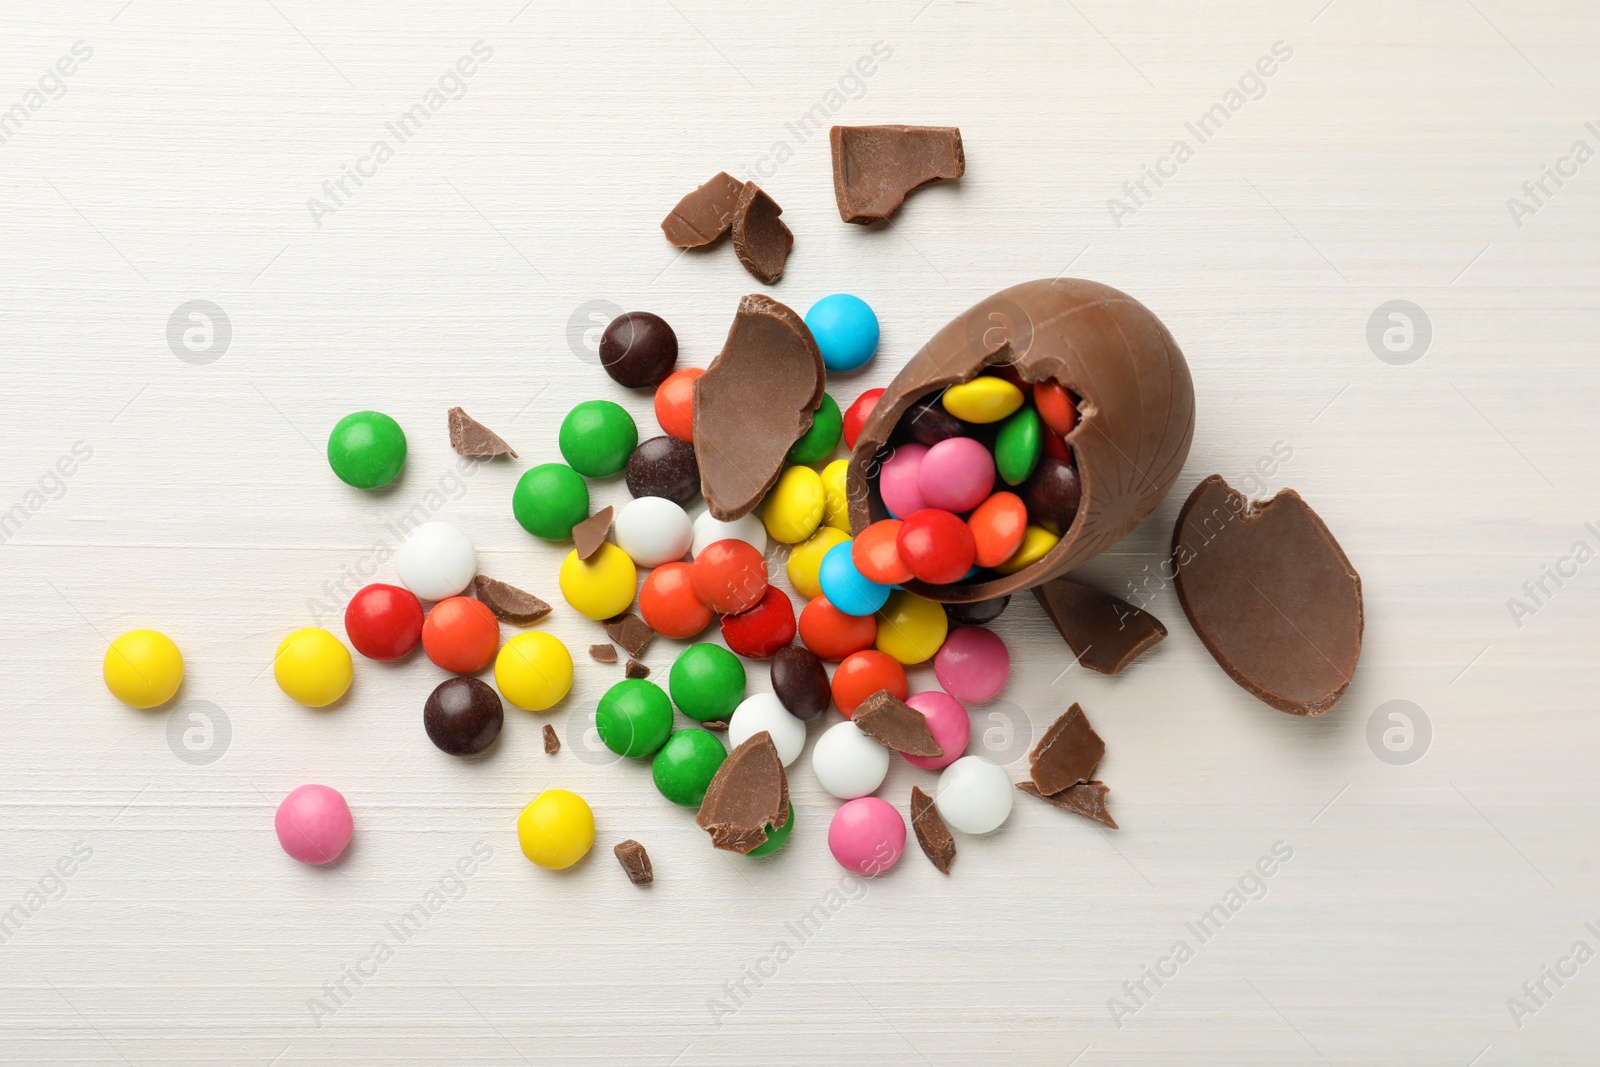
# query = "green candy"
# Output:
<box><xmin>513</xmin><ymin>463</ymin><xmax>590</xmax><ymax>541</ymax></box>
<box><xmin>651</xmin><ymin>729</ymin><xmax>728</xmax><ymax>807</ymax></box>
<box><xmin>668</xmin><ymin>643</ymin><xmax>746</xmax><ymax>723</ymax></box>
<box><xmin>787</xmin><ymin>393</ymin><xmax>842</xmax><ymax>465</ymax></box>
<box><xmin>327</xmin><ymin>411</ymin><xmax>407</xmax><ymax>489</ymax></box>
<box><xmin>595</xmin><ymin>679</ymin><xmax>673</xmax><ymax>758</ymax></box>
<box><xmin>559</xmin><ymin>400</ymin><xmax>638</xmax><ymax>478</ymax></box>
<box><xmin>995</xmin><ymin>406</ymin><xmax>1043</xmax><ymax>486</ymax></box>
<box><xmin>745</xmin><ymin>801</ymin><xmax>795</xmax><ymax>856</ymax></box>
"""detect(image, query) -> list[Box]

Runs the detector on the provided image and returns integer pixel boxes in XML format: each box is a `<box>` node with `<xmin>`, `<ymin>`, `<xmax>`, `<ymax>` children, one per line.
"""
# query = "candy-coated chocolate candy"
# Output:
<box><xmin>691</xmin><ymin>538</ymin><xmax>768</xmax><ymax>614</ymax></box>
<box><xmin>691</xmin><ymin>509</ymin><xmax>767</xmax><ymax>558</ymax></box>
<box><xmin>770</xmin><ymin>645</ymin><xmax>830</xmax><ymax>720</ymax></box>
<box><xmin>600</xmin><ymin>311</ymin><xmax>677</xmax><ymax>388</ymax></box>
<box><xmin>421</xmin><ymin>596</ymin><xmax>500</xmax><ymax>674</ymax></box>
<box><xmin>746</xmin><ymin>801</ymin><xmax>795</xmax><ymax>856</ymax></box>
<box><xmin>276</xmin><ymin>784</ymin><xmax>353</xmax><ymax>865</ymax></box>
<box><xmin>993</xmin><ymin>524</ymin><xmax>1061</xmax><ymax>575</ymax></box>
<box><xmin>344</xmin><ymin>584</ymin><xmax>424</xmax><ymax>661</ymax></box>
<box><xmin>874</xmin><ymin>590</ymin><xmax>949</xmax><ymax>665</ymax></box>
<box><xmin>559</xmin><ymin>400</ymin><xmax>638</xmax><ymax>477</ymax></box>
<box><xmin>787</xmin><ymin>526</ymin><xmax>850</xmax><ymax>599</ymax></box>
<box><xmin>494</xmin><ymin>631</ymin><xmax>573</xmax><ymax>711</ymax></box>
<box><xmin>967</xmin><ymin>492</ymin><xmax>1028</xmax><ymax>569</ymax></box>
<box><xmin>513</xmin><ymin>464</ymin><xmax>590</xmax><ymax>544</ymax></box>
<box><xmin>1022</xmin><ymin>457</ymin><xmax>1082</xmax><ymax>531</ymax></box>
<box><xmin>720</xmin><ymin>586</ymin><xmax>796</xmax><ymax>659</ymax></box>
<box><xmin>517</xmin><ymin>788</ymin><xmax>595</xmax><ymax>869</ymax></box>
<box><xmin>942</xmin><ymin>376</ymin><xmax>1024</xmax><ymax>424</ymax></box>
<box><xmin>654</xmin><ymin>367</ymin><xmax>703</xmax><ymax>442</ymax></box>
<box><xmin>761</xmin><ymin>465</ymin><xmax>825</xmax><ymax>544</ymax></box>
<box><xmin>799</xmin><ymin>595</ymin><xmax>878</xmax><ymax>661</ymax></box>
<box><xmin>625</xmin><ymin>435</ymin><xmax>700</xmax><ymax>507</ymax></box>
<box><xmin>831</xmin><ymin>649</ymin><xmax>906</xmax><ymax>717</ymax></box>
<box><xmin>935</xmin><ymin>756</ymin><xmax>1013</xmax><ymax>834</ymax></box>
<box><xmin>596</xmin><ymin>678</ymin><xmax>674</xmax><ymax>758</ymax></box>
<box><xmin>1041</xmin><ymin>430</ymin><xmax>1070</xmax><ymax>463</ymax></box>
<box><xmin>904</xmin><ymin>396</ymin><xmax>965</xmax><ymax>446</ymax></box>
<box><xmin>903</xmin><ymin>691</ymin><xmax>970</xmax><ymax>771</ymax></box>
<box><xmin>851</xmin><ymin>519</ymin><xmax>911</xmax><ymax>585</ymax></box>
<box><xmin>787</xmin><ymin>392</ymin><xmax>843</xmax><ymax>465</ymax></box>
<box><xmin>944</xmin><ymin>595</ymin><xmax>1010</xmax><ymax>627</ymax></box>
<box><xmin>820</xmin><ymin>459</ymin><xmax>852</xmax><ymax>532</ymax></box>
<box><xmin>1034</xmin><ymin>380</ymin><xmax>1079</xmax><ymax>437</ymax></box>
<box><xmin>933</xmin><ymin>626</ymin><xmax>1010</xmax><ymax>703</ymax></box>
<box><xmin>828</xmin><ymin>797</ymin><xmax>905</xmax><ymax>875</ymax></box>
<box><xmin>918</xmin><ymin>437</ymin><xmax>995</xmax><ymax>513</ymax></box>
<box><xmin>396</xmin><ymin>521</ymin><xmax>477</xmax><ymax>600</ymax></box>
<box><xmin>994</xmin><ymin>406</ymin><xmax>1042</xmax><ymax>486</ymax></box>
<box><xmin>424</xmin><ymin>677</ymin><xmax>504</xmax><ymax>756</ymax></box>
<box><xmin>274</xmin><ymin>628</ymin><xmax>352</xmax><ymax>708</ymax></box>
<box><xmin>896</xmin><ymin>509</ymin><xmax>977</xmax><ymax>586</ymax></box>
<box><xmin>327</xmin><ymin>411</ymin><xmax>406</xmax><ymax>489</ymax></box>
<box><xmin>668</xmin><ymin>643</ymin><xmax>747</xmax><ymax>723</ymax></box>
<box><xmin>559</xmin><ymin>543</ymin><xmax>638</xmax><ymax>621</ymax></box>
<box><xmin>842</xmin><ymin>388</ymin><xmax>885</xmax><ymax>450</ymax></box>
<box><xmin>615</xmin><ymin>496</ymin><xmax>693</xmax><ymax>567</ymax></box>
<box><xmin>103</xmin><ymin>629</ymin><xmax>183</xmax><ymax>709</ymax></box>
<box><xmin>877</xmin><ymin>443</ymin><xmax>928</xmax><ymax>518</ymax></box>
<box><xmin>651</xmin><ymin>730</ymin><xmax>727</xmax><ymax>806</ymax></box>
<box><xmin>728</xmin><ymin>692</ymin><xmax>807</xmax><ymax>766</ymax></box>
<box><xmin>804</xmin><ymin>293</ymin><xmax>879</xmax><ymax>372</ymax></box>
<box><xmin>818</xmin><ymin>541</ymin><xmax>890</xmax><ymax>616</ymax></box>
<box><xmin>812</xmin><ymin>722</ymin><xmax>889</xmax><ymax>800</ymax></box>
<box><xmin>639</xmin><ymin>561</ymin><xmax>713</xmax><ymax>639</ymax></box>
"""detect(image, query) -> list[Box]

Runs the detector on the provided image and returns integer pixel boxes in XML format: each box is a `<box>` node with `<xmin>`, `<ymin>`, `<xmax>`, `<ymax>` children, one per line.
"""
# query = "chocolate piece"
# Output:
<box><xmin>902</xmin><ymin>396</ymin><xmax>966</xmax><ymax>446</ymax></box>
<box><xmin>1021</xmin><ymin>457</ymin><xmax>1081</xmax><ymax>531</ymax></box>
<box><xmin>1028</xmin><ymin>703</ymin><xmax>1105</xmax><ymax>796</ymax></box>
<box><xmin>770</xmin><ymin>646</ymin><xmax>830</xmax><ymax>721</ymax></box>
<box><xmin>910</xmin><ymin>786</ymin><xmax>956</xmax><ymax>874</ymax></box>
<box><xmin>730</xmin><ymin>182</ymin><xmax>792</xmax><ymax>284</ymax></box>
<box><xmin>447</xmin><ymin>407</ymin><xmax>516</xmax><ymax>458</ymax></box>
<box><xmin>599</xmin><ymin>312</ymin><xmax>678</xmax><ymax>389</ymax></box>
<box><xmin>852</xmin><ymin>690</ymin><xmax>943</xmax><ymax>757</ymax></box>
<box><xmin>626</xmin><ymin>435</ymin><xmax>700</xmax><ymax>507</ymax></box>
<box><xmin>603</xmin><ymin>612</ymin><xmax>654</xmax><ymax>657</ymax></box>
<box><xmin>423</xmin><ymin>677</ymin><xmax>504</xmax><ymax>757</ymax></box>
<box><xmin>702</xmin><ymin>720</ymin><xmax>728</xmax><ymax>731</ymax></box>
<box><xmin>661</xmin><ymin>172</ymin><xmax>745</xmax><ymax>248</ymax></box>
<box><xmin>589</xmin><ymin>642</ymin><xmax>618</xmax><ymax>664</ymax></box>
<box><xmin>695</xmin><ymin>295</ymin><xmax>826</xmax><ymax>520</ymax></box>
<box><xmin>471</xmin><ymin>576</ymin><xmax>552</xmax><ymax>625</ymax></box>
<box><xmin>542</xmin><ymin>723</ymin><xmax>560</xmax><ymax>755</ymax></box>
<box><xmin>1017</xmin><ymin>780</ymin><xmax>1117</xmax><ymax>829</ymax></box>
<box><xmin>695</xmin><ymin>731</ymin><xmax>790</xmax><ymax>854</ymax></box>
<box><xmin>830</xmin><ymin>125</ymin><xmax>965</xmax><ymax>224</ymax></box>
<box><xmin>847</xmin><ymin>279</ymin><xmax>1195</xmax><ymax>603</ymax></box>
<box><xmin>572</xmin><ymin>506</ymin><xmax>613</xmax><ymax>562</ymax></box>
<box><xmin>944</xmin><ymin>596</ymin><xmax>1009</xmax><ymax>627</ymax></box>
<box><xmin>613</xmin><ymin>840</ymin><xmax>654</xmax><ymax>885</ymax></box>
<box><xmin>1172</xmin><ymin>475</ymin><xmax>1363</xmax><ymax>716</ymax></box>
<box><xmin>1032</xmin><ymin>578</ymin><xmax>1166</xmax><ymax>675</ymax></box>
<box><xmin>625</xmin><ymin>659</ymin><xmax>650</xmax><ymax>679</ymax></box>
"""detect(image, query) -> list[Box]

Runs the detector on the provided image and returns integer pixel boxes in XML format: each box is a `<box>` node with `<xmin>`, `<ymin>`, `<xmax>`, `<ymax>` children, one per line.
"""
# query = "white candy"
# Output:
<box><xmin>395</xmin><ymin>521</ymin><xmax>476</xmax><ymax>601</ymax></box>
<box><xmin>727</xmin><ymin>693</ymin><xmax>807</xmax><ymax>767</ymax></box>
<box><xmin>614</xmin><ymin>496</ymin><xmax>693</xmax><ymax>567</ymax></box>
<box><xmin>811</xmin><ymin>721</ymin><xmax>889</xmax><ymax>800</ymax></box>
<box><xmin>934</xmin><ymin>756</ymin><xmax>1014</xmax><ymax>834</ymax></box>
<box><xmin>691</xmin><ymin>508</ymin><xmax>768</xmax><ymax>559</ymax></box>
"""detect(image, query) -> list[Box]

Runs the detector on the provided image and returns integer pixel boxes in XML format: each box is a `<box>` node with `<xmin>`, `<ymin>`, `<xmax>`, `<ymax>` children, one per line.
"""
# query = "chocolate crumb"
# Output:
<box><xmin>614</xmin><ymin>840</ymin><xmax>653</xmax><ymax>885</ymax></box>
<box><xmin>447</xmin><ymin>406</ymin><xmax>517</xmax><ymax>458</ymax></box>
<box><xmin>730</xmin><ymin>182</ymin><xmax>793</xmax><ymax>284</ymax></box>
<box><xmin>661</xmin><ymin>172</ymin><xmax>745</xmax><ymax>248</ymax></box>
<box><xmin>702</xmin><ymin>720</ymin><xmax>728</xmax><ymax>731</ymax></box>
<box><xmin>853</xmin><ymin>690</ymin><xmax>943</xmax><ymax>757</ymax></box>
<box><xmin>1033</xmin><ymin>578</ymin><xmax>1166</xmax><ymax>675</ymax></box>
<box><xmin>542</xmin><ymin>724</ymin><xmax>560</xmax><ymax>755</ymax></box>
<box><xmin>696</xmin><ymin>731</ymin><xmax>790</xmax><ymax>854</ymax></box>
<box><xmin>1018</xmin><ymin>781</ymin><xmax>1117</xmax><ymax>829</ymax></box>
<box><xmin>472</xmin><ymin>576</ymin><xmax>551</xmax><ymax>625</ymax></box>
<box><xmin>1028</xmin><ymin>704</ymin><xmax>1105</xmax><ymax>797</ymax></box>
<box><xmin>910</xmin><ymin>786</ymin><xmax>956</xmax><ymax>874</ymax></box>
<box><xmin>572</xmin><ymin>506</ymin><xmax>613</xmax><ymax>561</ymax></box>
<box><xmin>830</xmin><ymin>125</ymin><xmax>965</xmax><ymax>224</ymax></box>
<box><xmin>589</xmin><ymin>642</ymin><xmax>618</xmax><ymax>664</ymax></box>
<box><xmin>604</xmin><ymin>612</ymin><xmax>654</xmax><ymax>657</ymax></box>
<box><xmin>625</xmin><ymin>659</ymin><xmax>650</xmax><ymax>679</ymax></box>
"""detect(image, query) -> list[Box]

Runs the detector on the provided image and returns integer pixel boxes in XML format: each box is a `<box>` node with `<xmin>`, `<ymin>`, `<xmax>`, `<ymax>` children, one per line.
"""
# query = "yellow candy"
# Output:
<box><xmin>787</xmin><ymin>526</ymin><xmax>850</xmax><ymax>600</ymax></box>
<box><xmin>273</xmin><ymin>627</ymin><xmax>353</xmax><ymax>708</ymax></box>
<box><xmin>761</xmin><ymin>465</ymin><xmax>825</xmax><ymax>544</ymax></box>
<box><xmin>943</xmin><ymin>376</ymin><xmax>1024</xmax><ymax>424</ymax></box>
<box><xmin>559</xmin><ymin>542</ymin><xmax>637</xmax><ymax>621</ymax></box>
<box><xmin>495</xmin><ymin>632</ymin><xmax>574</xmax><ymax>711</ymax></box>
<box><xmin>517</xmin><ymin>788</ymin><xmax>595</xmax><ymax>869</ymax></box>
<box><xmin>874</xmin><ymin>590</ymin><xmax>949</xmax><ymax>665</ymax></box>
<box><xmin>103</xmin><ymin>629</ymin><xmax>184</xmax><ymax>709</ymax></box>
<box><xmin>820</xmin><ymin>459</ymin><xmax>852</xmax><ymax>532</ymax></box>
<box><xmin>993</xmin><ymin>524</ymin><xmax>1061</xmax><ymax>575</ymax></box>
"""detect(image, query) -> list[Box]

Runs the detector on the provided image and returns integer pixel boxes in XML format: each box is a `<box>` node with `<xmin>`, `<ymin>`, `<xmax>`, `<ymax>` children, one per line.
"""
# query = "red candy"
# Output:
<box><xmin>1041</xmin><ymin>431</ymin><xmax>1069</xmax><ymax>463</ymax></box>
<box><xmin>851</xmin><ymin>519</ymin><xmax>912</xmax><ymax>585</ymax></box>
<box><xmin>421</xmin><ymin>596</ymin><xmax>500</xmax><ymax>674</ymax></box>
<box><xmin>896</xmin><ymin>509</ymin><xmax>976</xmax><ymax>585</ymax></box>
<box><xmin>691</xmin><ymin>538</ymin><xmax>768</xmax><ymax>615</ymax></box>
<box><xmin>720</xmin><ymin>586</ymin><xmax>797</xmax><ymax>659</ymax></box>
<box><xmin>968</xmin><ymin>492</ymin><xmax>1028</xmax><ymax>569</ymax></box>
<box><xmin>639</xmin><ymin>561</ymin><xmax>714</xmax><ymax>639</ymax></box>
<box><xmin>344</xmin><ymin>583</ymin><xmax>424</xmax><ymax>661</ymax></box>
<box><xmin>831</xmin><ymin>650</ymin><xmax>908</xmax><ymax>717</ymax></box>
<box><xmin>799</xmin><ymin>595</ymin><xmax>877</xmax><ymax>661</ymax></box>
<box><xmin>1034</xmin><ymin>381</ymin><xmax>1078</xmax><ymax>437</ymax></box>
<box><xmin>654</xmin><ymin>367</ymin><xmax>703</xmax><ymax>443</ymax></box>
<box><xmin>842</xmin><ymin>388</ymin><xmax>885</xmax><ymax>450</ymax></box>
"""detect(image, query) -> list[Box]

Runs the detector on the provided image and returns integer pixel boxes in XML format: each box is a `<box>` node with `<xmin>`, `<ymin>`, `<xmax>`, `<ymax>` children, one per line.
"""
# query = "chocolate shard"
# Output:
<box><xmin>472</xmin><ymin>576</ymin><xmax>551</xmax><ymax>625</ymax></box>
<box><xmin>730</xmin><ymin>182</ymin><xmax>793</xmax><ymax>284</ymax></box>
<box><xmin>1028</xmin><ymin>704</ymin><xmax>1105</xmax><ymax>796</ymax></box>
<box><xmin>910</xmin><ymin>786</ymin><xmax>956</xmax><ymax>874</ymax></box>
<box><xmin>542</xmin><ymin>724</ymin><xmax>560</xmax><ymax>755</ymax></box>
<box><xmin>695</xmin><ymin>295</ymin><xmax>825</xmax><ymax>520</ymax></box>
<box><xmin>1017</xmin><ymin>780</ymin><xmax>1117</xmax><ymax>830</ymax></box>
<box><xmin>625</xmin><ymin>659</ymin><xmax>650</xmax><ymax>679</ymax></box>
<box><xmin>853</xmin><ymin>690</ymin><xmax>943</xmax><ymax>757</ymax></box>
<box><xmin>614</xmin><ymin>840</ymin><xmax>654</xmax><ymax>885</ymax></box>
<box><xmin>604</xmin><ymin>612</ymin><xmax>654</xmax><ymax>657</ymax></box>
<box><xmin>572</xmin><ymin>506</ymin><xmax>613</xmax><ymax>561</ymax></box>
<box><xmin>447</xmin><ymin>406</ymin><xmax>517</xmax><ymax>458</ymax></box>
<box><xmin>695</xmin><ymin>731</ymin><xmax>790</xmax><ymax>854</ymax></box>
<box><xmin>1172</xmin><ymin>475</ymin><xmax>1363</xmax><ymax>717</ymax></box>
<box><xmin>589</xmin><ymin>642</ymin><xmax>618</xmax><ymax>664</ymax></box>
<box><xmin>661</xmin><ymin>172</ymin><xmax>746</xmax><ymax>248</ymax></box>
<box><xmin>1032</xmin><ymin>578</ymin><xmax>1167</xmax><ymax>675</ymax></box>
<box><xmin>702</xmin><ymin>720</ymin><xmax>728</xmax><ymax>731</ymax></box>
<box><xmin>830</xmin><ymin>125</ymin><xmax>965</xmax><ymax>224</ymax></box>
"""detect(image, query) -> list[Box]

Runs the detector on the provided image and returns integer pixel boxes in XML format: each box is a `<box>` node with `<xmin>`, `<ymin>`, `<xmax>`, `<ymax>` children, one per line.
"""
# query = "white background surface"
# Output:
<box><xmin>2</xmin><ymin>1</ymin><xmax>1595</xmax><ymax>1064</ymax></box>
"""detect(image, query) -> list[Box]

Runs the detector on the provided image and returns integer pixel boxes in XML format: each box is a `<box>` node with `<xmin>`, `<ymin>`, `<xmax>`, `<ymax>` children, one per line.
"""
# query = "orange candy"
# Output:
<box><xmin>968</xmin><ymin>492</ymin><xmax>1028</xmax><ymax>569</ymax></box>
<box><xmin>639</xmin><ymin>561</ymin><xmax>714</xmax><ymax>639</ymax></box>
<box><xmin>831</xmin><ymin>650</ymin><xmax>907</xmax><ymax>717</ymax></box>
<box><xmin>421</xmin><ymin>596</ymin><xmax>500</xmax><ymax>674</ymax></box>
<box><xmin>691</xmin><ymin>538</ymin><xmax>768</xmax><ymax>615</ymax></box>
<box><xmin>654</xmin><ymin>368</ymin><xmax>703</xmax><ymax>443</ymax></box>
<box><xmin>1034</xmin><ymin>381</ymin><xmax>1078</xmax><ymax>437</ymax></box>
<box><xmin>850</xmin><ymin>519</ymin><xmax>912</xmax><ymax>585</ymax></box>
<box><xmin>799</xmin><ymin>595</ymin><xmax>877</xmax><ymax>661</ymax></box>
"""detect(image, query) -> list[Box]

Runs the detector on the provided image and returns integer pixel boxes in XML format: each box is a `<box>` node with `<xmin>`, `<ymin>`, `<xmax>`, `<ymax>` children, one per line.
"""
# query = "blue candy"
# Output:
<box><xmin>818</xmin><ymin>541</ymin><xmax>890</xmax><ymax>617</ymax></box>
<box><xmin>805</xmin><ymin>294</ymin><xmax>879</xmax><ymax>372</ymax></box>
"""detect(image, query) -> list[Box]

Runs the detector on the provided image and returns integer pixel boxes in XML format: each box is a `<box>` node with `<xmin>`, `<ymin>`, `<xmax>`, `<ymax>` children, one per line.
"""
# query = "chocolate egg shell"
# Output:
<box><xmin>847</xmin><ymin>279</ymin><xmax>1195</xmax><ymax>603</ymax></box>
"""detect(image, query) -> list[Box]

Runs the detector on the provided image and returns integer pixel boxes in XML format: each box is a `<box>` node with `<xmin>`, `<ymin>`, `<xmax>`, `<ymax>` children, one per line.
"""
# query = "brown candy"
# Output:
<box><xmin>603</xmin><ymin>612</ymin><xmax>653</xmax><ymax>657</ymax></box>
<box><xmin>770</xmin><ymin>646</ymin><xmax>830</xmax><ymax>721</ymax></box>
<box><xmin>730</xmin><ymin>182</ymin><xmax>792</xmax><ymax>284</ymax></box>
<box><xmin>447</xmin><ymin>407</ymin><xmax>516</xmax><ymax>458</ymax></box>
<box><xmin>902</xmin><ymin>396</ymin><xmax>966</xmax><ymax>446</ymax></box>
<box><xmin>471</xmin><ymin>576</ymin><xmax>551</xmax><ymax>626</ymax></box>
<box><xmin>1028</xmin><ymin>704</ymin><xmax>1105</xmax><ymax>797</ymax></box>
<box><xmin>830</xmin><ymin>125</ymin><xmax>965</xmax><ymax>224</ymax></box>
<box><xmin>661</xmin><ymin>172</ymin><xmax>745</xmax><ymax>248</ymax></box>
<box><xmin>1017</xmin><ymin>780</ymin><xmax>1117</xmax><ymax>829</ymax></box>
<box><xmin>1020</xmin><ymin>457</ymin><xmax>1081</xmax><ymax>531</ymax></box>
<box><xmin>944</xmin><ymin>595</ymin><xmax>1009</xmax><ymax>627</ymax></box>
<box><xmin>626</xmin><ymin>435</ymin><xmax>700</xmax><ymax>507</ymax></box>
<box><xmin>695</xmin><ymin>731</ymin><xmax>790</xmax><ymax>854</ymax></box>
<box><xmin>852</xmin><ymin>690</ymin><xmax>943</xmax><ymax>757</ymax></box>
<box><xmin>589</xmin><ymin>642</ymin><xmax>618</xmax><ymax>664</ymax></box>
<box><xmin>599</xmin><ymin>312</ymin><xmax>678</xmax><ymax>389</ymax></box>
<box><xmin>613</xmin><ymin>840</ymin><xmax>653</xmax><ymax>885</ymax></box>
<box><xmin>1032</xmin><ymin>578</ymin><xmax>1166</xmax><ymax>675</ymax></box>
<box><xmin>572</xmin><ymin>506</ymin><xmax>613</xmax><ymax>562</ymax></box>
<box><xmin>542</xmin><ymin>724</ymin><xmax>560</xmax><ymax>755</ymax></box>
<box><xmin>910</xmin><ymin>786</ymin><xmax>956</xmax><ymax>874</ymax></box>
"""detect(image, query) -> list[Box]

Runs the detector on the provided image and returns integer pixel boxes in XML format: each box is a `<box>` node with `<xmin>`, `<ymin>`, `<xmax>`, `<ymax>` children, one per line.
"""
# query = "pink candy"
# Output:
<box><xmin>275</xmin><ymin>784</ymin><xmax>353</xmax><ymax>865</ymax></box>
<box><xmin>828</xmin><ymin>797</ymin><xmax>905</xmax><ymax>876</ymax></box>
<box><xmin>918</xmin><ymin>437</ymin><xmax>995</xmax><ymax>513</ymax></box>
<box><xmin>933</xmin><ymin>626</ymin><xmax>1010</xmax><ymax>703</ymax></box>
<box><xmin>878</xmin><ymin>443</ymin><xmax>929</xmax><ymax>519</ymax></box>
<box><xmin>903</xmin><ymin>691</ymin><xmax>971</xmax><ymax>771</ymax></box>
